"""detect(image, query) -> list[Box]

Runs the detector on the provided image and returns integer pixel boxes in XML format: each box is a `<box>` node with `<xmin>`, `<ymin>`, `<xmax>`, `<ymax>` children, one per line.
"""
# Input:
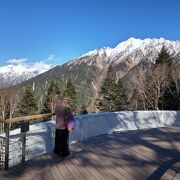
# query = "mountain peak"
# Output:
<box><xmin>0</xmin><ymin>61</ymin><xmax>53</xmax><ymax>86</ymax></box>
<box><xmin>69</xmin><ymin>37</ymin><xmax>180</xmax><ymax>67</ymax></box>
<box><xmin>1</xmin><ymin>37</ymin><xmax>180</xmax><ymax>86</ymax></box>
<box><xmin>79</xmin><ymin>47</ymin><xmax>113</xmax><ymax>58</ymax></box>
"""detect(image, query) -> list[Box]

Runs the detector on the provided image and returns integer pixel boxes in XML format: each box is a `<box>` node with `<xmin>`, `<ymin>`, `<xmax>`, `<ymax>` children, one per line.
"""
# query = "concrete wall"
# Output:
<box><xmin>70</xmin><ymin>111</ymin><xmax>180</xmax><ymax>142</ymax></box>
<box><xmin>5</xmin><ymin>111</ymin><xmax>180</xmax><ymax>167</ymax></box>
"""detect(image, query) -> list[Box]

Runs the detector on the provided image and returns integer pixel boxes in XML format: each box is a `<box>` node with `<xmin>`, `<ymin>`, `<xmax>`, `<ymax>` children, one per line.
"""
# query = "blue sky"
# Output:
<box><xmin>0</xmin><ymin>0</ymin><xmax>180</xmax><ymax>66</ymax></box>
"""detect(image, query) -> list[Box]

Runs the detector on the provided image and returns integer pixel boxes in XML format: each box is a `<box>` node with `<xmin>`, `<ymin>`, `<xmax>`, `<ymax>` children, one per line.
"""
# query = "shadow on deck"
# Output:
<box><xmin>1</xmin><ymin>126</ymin><xmax>180</xmax><ymax>180</ymax></box>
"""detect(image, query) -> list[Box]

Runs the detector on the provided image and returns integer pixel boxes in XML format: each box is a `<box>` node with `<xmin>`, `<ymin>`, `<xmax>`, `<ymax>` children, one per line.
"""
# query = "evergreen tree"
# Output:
<box><xmin>79</xmin><ymin>104</ymin><xmax>88</xmax><ymax>115</ymax></box>
<box><xmin>128</xmin><ymin>89</ymin><xmax>140</xmax><ymax>110</ymax></box>
<box><xmin>42</xmin><ymin>100</ymin><xmax>51</xmax><ymax>113</ymax></box>
<box><xmin>113</xmin><ymin>79</ymin><xmax>127</xmax><ymax>111</ymax></box>
<box><xmin>154</xmin><ymin>45</ymin><xmax>180</xmax><ymax>110</ymax></box>
<box><xmin>42</xmin><ymin>80</ymin><xmax>60</xmax><ymax>113</ymax></box>
<box><xmin>18</xmin><ymin>86</ymin><xmax>38</xmax><ymax>116</ymax></box>
<box><xmin>63</xmin><ymin>79</ymin><xmax>77</xmax><ymax>111</ymax></box>
<box><xmin>155</xmin><ymin>45</ymin><xmax>173</xmax><ymax>66</ymax></box>
<box><xmin>159</xmin><ymin>80</ymin><xmax>180</xmax><ymax>110</ymax></box>
<box><xmin>149</xmin><ymin>45</ymin><xmax>180</xmax><ymax>110</ymax></box>
<box><xmin>96</xmin><ymin>65</ymin><xmax>117</xmax><ymax>112</ymax></box>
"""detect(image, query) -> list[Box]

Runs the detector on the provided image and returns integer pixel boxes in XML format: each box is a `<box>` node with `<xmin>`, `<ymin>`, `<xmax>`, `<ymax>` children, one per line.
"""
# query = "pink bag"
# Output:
<box><xmin>66</xmin><ymin>112</ymin><xmax>76</xmax><ymax>131</ymax></box>
<box><xmin>65</xmin><ymin>106</ymin><xmax>76</xmax><ymax>131</ymax></box>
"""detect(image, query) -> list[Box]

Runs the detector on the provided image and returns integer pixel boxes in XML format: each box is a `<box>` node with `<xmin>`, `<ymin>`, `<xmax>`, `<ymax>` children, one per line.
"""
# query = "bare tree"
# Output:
<box><xmin>131</xmin><ymin>64</ymin><xmax>174</xmax><ymax>110</ymax></box>
<box><xmin>6</xmin><ymin>87</ymin><xmax>20</xmax><ymax>119</ymax></box>
<box><xmin>0</xmin><ymin>89</ymin><xmax>8</xmax><ymax>120</ymax></box>
<box><xmin>0</xmin><ymin>76</ymin><xmax>21</xmax><ymax>120</ymax></box>
<box><xmin>49</xmin><ymin>94</ymin><xmax>59</xmax><ymax>113</ymax></box>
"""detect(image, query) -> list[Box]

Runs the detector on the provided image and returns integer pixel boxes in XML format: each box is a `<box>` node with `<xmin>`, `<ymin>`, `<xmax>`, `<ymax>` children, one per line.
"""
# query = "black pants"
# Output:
<box><xmin>54</xmin><ymin>128</ymin><xmax>70</xmax><ymax>157</ymax></box>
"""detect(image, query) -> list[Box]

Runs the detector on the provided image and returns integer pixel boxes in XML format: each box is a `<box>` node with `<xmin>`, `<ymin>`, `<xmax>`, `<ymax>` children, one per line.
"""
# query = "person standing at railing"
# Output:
<box><xmin>53</xmin><ymin>96</ymin><xmax>71</xmax><ymax>158</ymax></box>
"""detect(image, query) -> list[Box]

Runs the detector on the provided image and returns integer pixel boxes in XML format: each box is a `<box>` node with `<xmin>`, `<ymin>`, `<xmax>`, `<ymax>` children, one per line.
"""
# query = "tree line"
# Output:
<box><xmin>96</xmin><ymin>46</ymin><xmax>180</xmax><ymax>111</ymax></box>
<box><xmin>0</xmin><ymin>46</ymin><xmax>180</xmax><ymax>125</ymax></box>
<box><xmin>0</xmin><ymin>78</ymin><xmax>84</xmax><ymax>123</ymax></box>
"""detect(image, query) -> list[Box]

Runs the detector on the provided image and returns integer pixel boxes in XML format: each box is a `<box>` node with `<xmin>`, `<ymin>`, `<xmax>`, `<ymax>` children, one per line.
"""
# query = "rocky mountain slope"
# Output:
<box><xmin>0</xmin><ymin>61</ymin><xmax>53</xmax><ymax>87</ymax></box>
<box><xmin>4</xmin><ymin>37</ymin><xmax>180</xmax><ymax>111</ymax></box>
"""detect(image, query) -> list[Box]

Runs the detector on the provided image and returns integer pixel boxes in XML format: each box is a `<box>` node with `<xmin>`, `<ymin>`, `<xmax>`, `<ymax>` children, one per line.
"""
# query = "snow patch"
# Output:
<box><xmin>0</xmin><ymin>59</ymin><xmax>54</xmax><ymax>85</ymax></box>
<box><xmin>69</xmin><ymin>37</ymin><xmax>180</xmax><ymax>66</ymax></box>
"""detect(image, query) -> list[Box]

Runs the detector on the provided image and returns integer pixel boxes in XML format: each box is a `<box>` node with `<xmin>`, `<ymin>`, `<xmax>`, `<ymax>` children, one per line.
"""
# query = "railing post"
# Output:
<box><xmin>4</xmin><ymin>123</ymin><xmax>10</xmax><ymax>170</ymax></box>
<box><xmin>21</xmin><ymin>131</ymin><xmax>26</xmax><ymax>164</ymax></box>
<box><xmin>20</xmin><ymin>121</ymin><xmax>29</xmax><ymax>164</ymax></box>
<box><xmin>1</xmin><ymin>114</ymin><xmax>52</xmax><ymax>168</ymax></box>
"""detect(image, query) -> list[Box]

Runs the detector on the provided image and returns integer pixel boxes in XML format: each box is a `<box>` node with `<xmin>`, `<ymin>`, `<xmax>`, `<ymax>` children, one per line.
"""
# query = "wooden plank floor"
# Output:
<box><xmin>0</xmin><ymin>126</ymin><xmax>180</xmax><ymax>180</ymax></box>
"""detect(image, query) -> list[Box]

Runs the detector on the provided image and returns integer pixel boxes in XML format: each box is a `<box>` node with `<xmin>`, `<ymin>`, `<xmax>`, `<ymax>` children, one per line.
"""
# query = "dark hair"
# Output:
<box><xmin>60</xmin><ymin>96</ymin><xmax>68</xmax><ymax>101</ymax></box>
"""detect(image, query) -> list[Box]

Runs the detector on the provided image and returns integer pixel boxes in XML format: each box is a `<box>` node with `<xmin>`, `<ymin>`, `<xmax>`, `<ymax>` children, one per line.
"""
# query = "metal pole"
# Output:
<box><xmin>21</xmin><ymin>131</ymin><xmax>26</xmax><ymax>164</ymax></box>
<box><xmin>5</xmin><ymin>123</ymin><xmax>10</xmax><ymax>170</ymax></box>
<box><xmin>20</xmin><ymin>121</ymin><xmax>29</xmax><ymax>164</ymax></box>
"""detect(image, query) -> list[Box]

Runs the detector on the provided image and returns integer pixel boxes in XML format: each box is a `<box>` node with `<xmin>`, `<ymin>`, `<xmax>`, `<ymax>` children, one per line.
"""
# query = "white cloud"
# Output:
<box><xmin>1</xmin><ymin>55</ymin><xmax>55</xmax><ymax>76</ymax></box>
<box><xmin>31</xmin><ymin>61</ymin><xmax>52</xmax><ymax>74</ymax></box>
<box><xmin>7</xmin><ymin>58</ymin><xmax>28</xmax><ymax>65</ymax></box>
<box><xmin>45</xmin><ymin>54</ymin><xmax>55</xmax><ymax>62</ymax></box>
<box><xmin>6</xmin><ymin>55</ymin><xmax>55</xmax><ymax>66</ymax></box>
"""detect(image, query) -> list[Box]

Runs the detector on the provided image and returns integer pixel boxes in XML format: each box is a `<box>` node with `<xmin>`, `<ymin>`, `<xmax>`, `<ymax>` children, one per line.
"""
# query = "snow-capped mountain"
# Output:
<box><xmin>0</xmin><ymin>61</ymin><xmax>53</xmax><ymax>87</ymax></box>
<box><xmin>69</xmin><ymin>37</ymin><xmax>180</xmax><ymax>66</ymax></box>
<box><xmin>12</xmin><ymin>37</ymin><xmax>180</xmax><ymax>111</ymax></box>
<box><xmin>1</xmin><ymin>37</ymin><xmax>180</xmax><ymax>87</ymax></box>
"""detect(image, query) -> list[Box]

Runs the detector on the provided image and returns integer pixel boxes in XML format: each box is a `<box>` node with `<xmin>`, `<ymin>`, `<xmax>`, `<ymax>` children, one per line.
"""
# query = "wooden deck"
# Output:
<box><xmin>0</xmin><ymin>126</ymin><xmax>180</xmax><ymax>180</ymax></box>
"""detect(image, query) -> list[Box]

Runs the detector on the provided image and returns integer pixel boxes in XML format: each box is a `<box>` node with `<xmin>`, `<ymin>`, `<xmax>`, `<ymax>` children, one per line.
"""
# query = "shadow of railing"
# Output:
<box><xmin>2</xmin><ymin>125</ymin><xmax>180</xmax><ymax>179</ymax></box>
<box><xmin>0</xmin><ymin>111</ymin><xmax>180</xmax><ymax>179</ymax></box>
<box><xmin>74</xmin><ymin>127</ymin><xmax>180</xmax><ymax>179</ymax></box>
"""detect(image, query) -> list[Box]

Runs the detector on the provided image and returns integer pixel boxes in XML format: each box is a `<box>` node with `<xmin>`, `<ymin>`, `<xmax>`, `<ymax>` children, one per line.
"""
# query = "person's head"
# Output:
<box><xmin>60</xmin><ymin>96</ymin><xmax>69</xmax><ymax>104</ymax></box>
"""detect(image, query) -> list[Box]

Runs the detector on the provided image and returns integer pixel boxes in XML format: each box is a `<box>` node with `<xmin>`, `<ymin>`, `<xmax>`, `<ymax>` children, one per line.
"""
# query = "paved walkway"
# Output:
<box><xmin>0</xmin><ymin>126</ymin><xmax>180</xmax><ymax>180</ymax></box>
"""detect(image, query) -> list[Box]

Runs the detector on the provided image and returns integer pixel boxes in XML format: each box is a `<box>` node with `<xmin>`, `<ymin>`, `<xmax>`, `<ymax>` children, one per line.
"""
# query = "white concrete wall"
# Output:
<box><xmin>70</xmin><ymin>111</ymin><xmax>180</xmax><ymax>143</ymax></box>
<box><xmin>4</xmin><ymin>111</ymin><xmax>180</xmax><ymax>167</ymax></box>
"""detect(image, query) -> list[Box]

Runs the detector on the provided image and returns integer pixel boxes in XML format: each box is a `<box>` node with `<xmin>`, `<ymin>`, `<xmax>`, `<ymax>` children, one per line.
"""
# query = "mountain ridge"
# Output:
<box><xmin>1</xmin><ymin>37</ymin><xmax>180</xmax><ymax>83</ymax></box>
<box><xmin>68</xmin><ymin>37</ymin><xmax>180</xmax><ymax>66</ymax></box>
<box><xmin>0</xmin><ymin>61</ymin><xmax>54</xmax><ymax>86</ymax></box>
<box><xmin>1</xmin><ymin>37</ymin><xmax>180</xmax><ymax>111</ymax></box>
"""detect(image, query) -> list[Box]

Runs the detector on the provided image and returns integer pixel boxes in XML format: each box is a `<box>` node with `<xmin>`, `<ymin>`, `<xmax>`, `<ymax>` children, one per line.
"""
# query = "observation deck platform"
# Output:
<box><xmin>0</xmin><ymin>126</ymin><xmax>180</xmax><ymax>180</ymax></box>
